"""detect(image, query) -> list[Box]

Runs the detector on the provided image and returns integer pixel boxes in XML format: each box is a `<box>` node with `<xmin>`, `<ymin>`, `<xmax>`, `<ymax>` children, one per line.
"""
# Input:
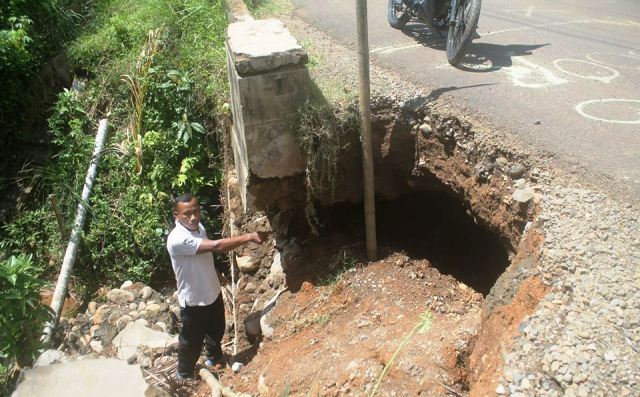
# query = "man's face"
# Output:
<box><xmin>174</xmin><ymin>197</ymin><xmax>201</xmax><ymax>231</ymax></box>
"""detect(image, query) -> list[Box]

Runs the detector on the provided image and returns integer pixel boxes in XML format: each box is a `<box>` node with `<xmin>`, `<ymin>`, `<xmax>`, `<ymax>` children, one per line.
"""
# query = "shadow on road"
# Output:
<box><xmin>399</xmin><ymin>23</ymin><xmax>548</xmax><ymax>72</ymax></box>
<box><xmin>400</xmin><ymin>23</ymin><xmax>447</xmax><ymax>51</ymax></box>
<box><xmin>454</xmin><ymin>42</ymin><xmax>549</xmax><ymax>72</ymax></box>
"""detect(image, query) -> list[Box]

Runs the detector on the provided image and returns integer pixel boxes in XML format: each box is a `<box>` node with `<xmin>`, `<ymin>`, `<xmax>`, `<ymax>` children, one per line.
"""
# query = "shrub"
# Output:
<box><xmin>0</xmin><ymin>253</ymin><xmax>53</xmax><ymax>369</ymax></box>
<box><xmin>3</xmin><ymin>0</ymin><xmax>229</xmax><ymax>298</ymax></box>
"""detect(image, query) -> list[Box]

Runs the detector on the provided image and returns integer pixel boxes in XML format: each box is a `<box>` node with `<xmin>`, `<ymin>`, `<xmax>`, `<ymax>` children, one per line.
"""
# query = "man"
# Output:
<box><xmin>167</xmin><ymin>193</ymin><xmax>265</xmax><ymax>379</ymax></box>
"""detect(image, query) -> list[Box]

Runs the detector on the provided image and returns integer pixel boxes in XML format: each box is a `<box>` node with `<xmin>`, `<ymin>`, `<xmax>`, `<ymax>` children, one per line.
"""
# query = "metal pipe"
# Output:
<box><xmin>356</xmin><ymin>0</ymin><xmax>378</xmax><ymax>261</ymax></box>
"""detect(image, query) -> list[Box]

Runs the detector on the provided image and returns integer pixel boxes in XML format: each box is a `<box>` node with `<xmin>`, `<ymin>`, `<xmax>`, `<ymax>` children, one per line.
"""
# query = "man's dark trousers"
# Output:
<box><xmin>177</xmin><ymin>293</ymin><xmax>225</xmax><ymax>376</ymax></box>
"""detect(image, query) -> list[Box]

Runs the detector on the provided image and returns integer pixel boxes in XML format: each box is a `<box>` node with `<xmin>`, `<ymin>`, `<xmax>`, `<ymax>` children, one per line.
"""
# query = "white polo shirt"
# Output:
<box><xmin>166</xmin><ymin>221</ymin><xmax>221</xmax><ymax>307</ymax></box>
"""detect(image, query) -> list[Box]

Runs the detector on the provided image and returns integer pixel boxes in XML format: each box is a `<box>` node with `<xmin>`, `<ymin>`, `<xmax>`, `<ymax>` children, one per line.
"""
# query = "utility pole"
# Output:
<box><xmin>356</xmin><ymin>0</ymin><xmax>377</xmax><ymax>261</ymax></box>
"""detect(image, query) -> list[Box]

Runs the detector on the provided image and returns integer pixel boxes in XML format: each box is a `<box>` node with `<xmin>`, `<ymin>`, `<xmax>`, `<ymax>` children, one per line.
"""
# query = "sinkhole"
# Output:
<box><xmin>317</xmin><ymin>190</ymin><xmax>510</xmax><ymax>296</ymax></box>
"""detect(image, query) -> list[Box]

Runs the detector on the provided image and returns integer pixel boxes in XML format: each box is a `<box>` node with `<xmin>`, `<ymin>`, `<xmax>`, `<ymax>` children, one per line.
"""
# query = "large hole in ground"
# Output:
<box><xmin>317</xmin><ymin>190</ymin><xmax>510</xmax><ymax>295</ymax></box>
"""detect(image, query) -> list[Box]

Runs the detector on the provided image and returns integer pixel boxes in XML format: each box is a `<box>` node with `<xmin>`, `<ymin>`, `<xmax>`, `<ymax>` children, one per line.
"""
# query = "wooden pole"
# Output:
<box><xmin>356</xmin><ymin>0</ymin><xmax>377</xmax><ymax>261</ymax></box>
<box><xmin>45</xmin><ymin>119</ymin><xmax>109</xmax><ymax>341</ymax></box>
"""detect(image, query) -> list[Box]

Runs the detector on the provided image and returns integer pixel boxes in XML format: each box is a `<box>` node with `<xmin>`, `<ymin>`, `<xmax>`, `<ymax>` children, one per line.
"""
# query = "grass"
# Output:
<box><xmin>369</xmin><ymin>308</ymin><xmax>434</xmax><ymax>397</ymax></box>
<box><xmin>245</xmin><ymin>0</ymin><xmax>293</xmax><ymax>18</ymax></box>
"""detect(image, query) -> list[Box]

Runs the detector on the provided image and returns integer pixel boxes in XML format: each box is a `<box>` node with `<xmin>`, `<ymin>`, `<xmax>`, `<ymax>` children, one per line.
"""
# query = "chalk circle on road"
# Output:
<box><xmin>553</xmin><ymin>59</ymin><xmax>620</xmax><ymax>83</ymax></box>
<box><xmin>585</xmin><ymin>52</ymin><xmax>640</xmax><ymax>69</ymax></box>
<box><xmin>575</xmin><ymin>99</ymin><xmax>640</xmax><ymax>125</ymax></box>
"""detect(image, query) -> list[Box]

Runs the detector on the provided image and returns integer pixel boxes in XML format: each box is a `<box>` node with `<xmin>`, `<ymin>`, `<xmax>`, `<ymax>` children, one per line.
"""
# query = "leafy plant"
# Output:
<box><xmin>121</xmin><ymin>28</ymin><xmax>163</xmax><ymax>175</ymax></box>
<box><xmin>0</xmin><ymin>254</ymin><xmax>53</xmax><ymax>369</ymax></box>
<box><xmin>2</xmin><ymin>0</ymin><xmax>229</xmax><ymax>298</ymax></box>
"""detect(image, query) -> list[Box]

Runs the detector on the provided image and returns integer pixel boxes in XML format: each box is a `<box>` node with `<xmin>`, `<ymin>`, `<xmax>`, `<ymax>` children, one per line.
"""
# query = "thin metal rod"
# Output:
<box><xmin>356</xmin><ymin>0</ymin><xmax>377</xmax><ymax>261</ymax></box>
<box><xmin>45</xmin><ymin>119</ymin><xmax>109</xmax><ymax>341</ymax></box>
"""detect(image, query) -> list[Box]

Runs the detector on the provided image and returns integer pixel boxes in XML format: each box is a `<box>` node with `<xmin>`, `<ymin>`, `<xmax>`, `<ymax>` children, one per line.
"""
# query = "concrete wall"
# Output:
<box><xmin>226</xmin><ymin>17</ymin><xmax>311</xmax><ymax>211</ymax></box>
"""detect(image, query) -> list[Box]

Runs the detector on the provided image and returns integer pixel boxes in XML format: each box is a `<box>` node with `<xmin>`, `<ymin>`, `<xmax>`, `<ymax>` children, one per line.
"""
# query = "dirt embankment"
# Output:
<box><xmin>207</xmin><ymin>89</ymin><xmax>549</xmax><ymax>396</ymax></box>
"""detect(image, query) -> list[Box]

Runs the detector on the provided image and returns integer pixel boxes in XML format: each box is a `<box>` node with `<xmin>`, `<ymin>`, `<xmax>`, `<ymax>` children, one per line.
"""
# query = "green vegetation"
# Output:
<box><xmin>0</xmin><ymin>0</ymin><xmax>85</xmax><ymax>177</ymax></box>
<box><xmin>296</xmin><ymin>101</ymin><xmax>360</xmax><ymax>235</ymax></box>
<box><xmin>1</xmin><ymin>0</ymin><xmax>230</xmax><ymax>389</ymax></box>
<box><xmin>2</xmin><ymin>0</ymin><xmax>229</xmax><ymax>311</ymax></box>
<box><xmin>244</xmin><ymin>0</ymin><xmax>292</xmax><ymax>19</ymax></box>
<box><xmin>0</xmin><ymin>252</ymin><xmax>53</xmax><ymax>394</ymax></box>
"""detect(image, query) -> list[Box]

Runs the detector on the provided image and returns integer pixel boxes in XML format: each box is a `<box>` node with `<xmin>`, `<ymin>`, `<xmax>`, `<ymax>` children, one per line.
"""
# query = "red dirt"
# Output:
<box><xmin>468</xmin><ymin>230</ymin><xmax>548</xmax><ymax>397</ymax></box>
<box><xmin>199</xmin><ymin>248</ymin><xmax>484</xmax><ymax>397</ymax></box>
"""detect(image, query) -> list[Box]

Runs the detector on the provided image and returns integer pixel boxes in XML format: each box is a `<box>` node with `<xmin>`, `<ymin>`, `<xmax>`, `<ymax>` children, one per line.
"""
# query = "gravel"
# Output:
<box><xmin>503</xmin><ymin>187</ymin><xmax>640</xmax><ymax>397</ymax></box>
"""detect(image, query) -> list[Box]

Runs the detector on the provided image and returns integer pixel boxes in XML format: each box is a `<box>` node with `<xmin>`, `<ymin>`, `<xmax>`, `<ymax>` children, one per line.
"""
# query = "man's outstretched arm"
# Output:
<box><xmin>196</xmin><ymin>232</ymin><xmax>266</xmax><ymax>254</ymax></box>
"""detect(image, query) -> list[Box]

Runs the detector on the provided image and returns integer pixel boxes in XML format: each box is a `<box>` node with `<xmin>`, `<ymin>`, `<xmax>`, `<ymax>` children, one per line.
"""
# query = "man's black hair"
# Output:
<box><xmin>173</xmin><ymin>193</ymin><xmax>195</xmax><ymax>211</ymax></box>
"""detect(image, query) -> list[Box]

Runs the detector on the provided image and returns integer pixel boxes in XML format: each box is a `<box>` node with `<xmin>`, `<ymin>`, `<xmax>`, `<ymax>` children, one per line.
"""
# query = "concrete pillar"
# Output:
<box><xmin>226</xmin><ymin>19</ymin><xmax>310</xmax><ymax>211</ymax></box>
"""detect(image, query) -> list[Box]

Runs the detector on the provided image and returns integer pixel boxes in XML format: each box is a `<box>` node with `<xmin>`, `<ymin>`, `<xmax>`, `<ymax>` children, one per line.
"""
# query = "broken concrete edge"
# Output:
<box><xmin>223</xmin><ymin>0</ymin><xmax>253</xmax><ymax>24</ymax></box>
<box><xmin>227</xmin><ymin>19</ymin><xmax>308</xmax><ymax>77</ymax></box>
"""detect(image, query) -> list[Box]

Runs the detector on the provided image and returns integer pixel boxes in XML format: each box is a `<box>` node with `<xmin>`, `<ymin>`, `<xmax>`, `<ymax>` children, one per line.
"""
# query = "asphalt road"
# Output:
<box><xmin>292</xmin><ymin>0</ymin><xmax>640</xmax><ymax>200</ymax></box>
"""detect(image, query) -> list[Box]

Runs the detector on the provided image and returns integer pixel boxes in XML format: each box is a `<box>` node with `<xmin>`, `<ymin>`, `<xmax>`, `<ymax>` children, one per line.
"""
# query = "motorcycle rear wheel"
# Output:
<box><xmin>446</xmin><ymin>0</ymin><xmax>482</xmax><ymax>65</ymax></box>
<box><xmin>388</xmin><ymin>0</ymin><xmax>411</xmax><ymax>29</ymax></box>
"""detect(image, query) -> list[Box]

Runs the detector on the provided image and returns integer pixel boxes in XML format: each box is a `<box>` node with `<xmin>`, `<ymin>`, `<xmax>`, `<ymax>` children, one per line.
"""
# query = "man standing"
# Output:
<box><xmin>167</xmin><ymin>193</ymin><xmax>265</xmax><ymax>379</ymax></box>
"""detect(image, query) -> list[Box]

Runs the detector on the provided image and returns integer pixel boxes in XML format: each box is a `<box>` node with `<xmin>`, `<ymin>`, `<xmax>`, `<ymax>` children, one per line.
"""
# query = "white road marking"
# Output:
<box><xmin>371</xmin><ymin>42</ymin><xmax>423</xmax><ymax>54</ymax></box>
<box><xmin>575</xmin><ymin>99</ymin><xmax>640</xmax><ymax>124</ymax></box>
<box><xmin>502</xmin><ymin>57</ymin><xmax>568</xmax><ymax>88</ymax></box>
<box><xmin>553</xmin><ymin>59</ymin><xmax>620</xmax><ymax>83</ymax></box>
<box><xmin>502</xmin><ymin>7</ymin><xmax>566</xmax><ymax>17</ymax></box>
<box><xmin>585</xmin><ymin>52</ymin><xmax>640</xmax><ymax>69</ymax></box>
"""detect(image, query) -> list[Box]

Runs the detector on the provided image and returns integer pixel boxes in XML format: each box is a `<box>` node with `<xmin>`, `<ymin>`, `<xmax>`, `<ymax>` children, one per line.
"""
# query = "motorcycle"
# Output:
<box><xmin>387</xmin><ymin>0</ymin><xmax>482</xmax><ymax>65</ymax></box>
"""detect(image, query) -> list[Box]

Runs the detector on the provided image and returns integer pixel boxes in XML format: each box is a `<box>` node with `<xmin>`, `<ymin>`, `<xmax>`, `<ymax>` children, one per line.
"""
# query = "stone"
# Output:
<box><xmin>87</xmin><ymin>301</ymin><xmax>98</xmax><ymax>315</ymax></box>
<box><xmin>112</xmin><ymin>322</ymin><xmax>178</xmax><ymax>361</ymax></box>
<box><xmin>35</xmin><ymin>350</ymin><xmax>67</xmax><ymax>367</ymax></box>
<box><xmin>108</xmin><ymin>311</ymin><xmax>122</xmax><ymax>325</ymax></box>
<box><xmin>146</xmin><ymin>303</ymin><xmax>163</xmax><ymax>314</ymax></box>
<box><xmin>12</xmin><ymin>358</ymin><xmax>162</xmax><ymax>397</ymax></box>
<box><xmin>232</xmin><ymin>362</ymin><xmax>244</xmax><ymax>373</ymax></box>
<box><xmin>508</xmin><ymin>163</ymin><xmax>526</xmax><ymax>179</ymax></box>
<box><xmin>120</xmin><ymin>280</ymin><xmax>133</xmax><ymax>289</ymax></box>
<box><xmin>134</xmin><ymin>318</ymin><xmax>149</xmax><ymax>327</ymax></box>
<box><xmin>512</xmin><ymin>187</ymin><xmax>536</xmax><ymax>203</ymax></box>
<box><xmin>245</xmin><ymin>312</ymin><xmax>262</xmax><ymax>338</ymax></box>
<box><xmin>604</xmin><ymin>350</ymin><xmax>617</xmax><ymax>361</ymax></box>
<box><xmin>170</xmin><ymin>305</ymin><xmax>180</xmax><ymax>319</ymax></box>
<box><xmin>93</xmin><ymin>305</ymin><xmax>111</xmax><ymax>325</ymax></box>
<box><xmin>419</xmin><ymin>123</ymin><xmax>432</xmax><ymax>134</ymax></box>
<box><xmin>154</xmin><ymin>322</ymin><xmax>168</xmax><ymax>333</ymax></box>
<box><xmin>128</xmin><ymin>302</ymin><xmax>137</xmax><ymax>311</ymax></box>
<box><xmin>106</xmin><ymin>289</ymin><xmax>135</xmax><ymax>304</ymax></box>
<box><xmin>90</xmin><ymin>340</ymin><xmax>104</xmax><ymax>354</ymax></box>
<box><xmin>117</xmin><ymin>315</ymin><xmax>134</xmax><ymax>330</ymax></box>
<box><xmin>245</xmin><ymin>282</ymin><xmax>257</xmax><ymax>293</ymax></box>
<box><xmin>138</xmin><ymin>302</ymin><xmax>147</xmax><ymax>311</ymax></box>
<box><xmin>495</xmin><ymin>384</ymin><xmax>506</xmax><ymax>394</ymax></box>
<box><xmin>140</xmin><ymin>286</ymin><xmax>153</xmax><ymax>299</ymax></box>
<box><xmin>237</xmin><ymin>255</ymin><xmax>259</xmax><ymax>273</ymax></box>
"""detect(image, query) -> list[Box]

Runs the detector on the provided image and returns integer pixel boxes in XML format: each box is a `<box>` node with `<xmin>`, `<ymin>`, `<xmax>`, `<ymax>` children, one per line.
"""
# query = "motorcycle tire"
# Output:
<box><xmin>388</xmin><ymin>0</ymin><xmax>411</xmax><ymax>29</ymax></box>
<box><xmin>446</xmin><ymin>0</ymin><xmax>482</xmax><ymax>65</ymax></box>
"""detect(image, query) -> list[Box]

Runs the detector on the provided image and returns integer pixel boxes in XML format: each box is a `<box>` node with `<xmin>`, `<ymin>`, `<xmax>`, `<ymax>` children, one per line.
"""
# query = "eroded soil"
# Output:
<box><xmin>209</xmin><ymin>249</ymin><xmax>483</xmax><ymax>397</ymax></box>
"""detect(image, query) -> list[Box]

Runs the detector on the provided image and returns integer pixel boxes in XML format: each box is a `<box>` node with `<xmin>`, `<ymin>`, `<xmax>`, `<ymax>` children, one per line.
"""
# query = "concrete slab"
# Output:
<box><xmin>12</xmin><ymin>358</ymin><xmax>155</xmax><ymax>397</ymax></box>
<box><xmin>227</xmin><ymin>19</ymin><xmax>308</xmax><ymax>76</ymax></box>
